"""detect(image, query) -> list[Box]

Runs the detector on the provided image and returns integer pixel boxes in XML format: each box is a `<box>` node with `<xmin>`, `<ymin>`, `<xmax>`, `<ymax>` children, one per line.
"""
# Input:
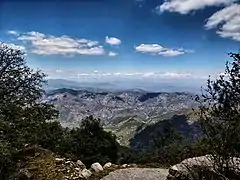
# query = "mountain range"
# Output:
<box><xmin>43</xmin><ymin>88</ymin><xmax>198</xmax><ymax>125</ymax></box>
<box><xmin>41</xmin><ymin>78</ymin><xmax>202</xmax><ymax>146</ymax></box>
<box><xmin>44</xmin><ymin>79</ymin><xmax>203</xmax><ymax>93</ymax></box>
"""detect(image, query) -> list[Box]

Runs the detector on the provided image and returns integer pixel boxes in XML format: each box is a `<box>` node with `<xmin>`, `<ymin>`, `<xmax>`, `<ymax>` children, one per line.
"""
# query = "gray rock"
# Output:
<box><xmin>168</xmin><ymin>155</ymin><xmax>240</xmax><ymax>180</ymax></box>
<box><xmin>77</xmin><ymin>160</ymin><xmax>86</xmax><ymax>169</ymax></box>
<box><xmin>168</xmin><ymin>155</ymin><xmax>214</xmax><ymax>179</ymax></box>
<box><xmin>101</xmin><ymin>168</ymin><xmax>168</xmax><ymax>180</ymax></box>
<box><xmin>81</xmin><ymin>168</ymin><xmax>92</xmax><ymax>179</ymax></box>
<box><xmin>103</xmin><ymin>162</ymin><xmax>112</xmax><ymax>169</ymax></box>
<box><xmin>121</xmin><ymin>164</ymin><xmax>128</xmax><ymax>168</ymax></box>
<box><xmin>91</xmin><ymin>162</ymin><xmax>103</xmax><ymax>173</ymax></box>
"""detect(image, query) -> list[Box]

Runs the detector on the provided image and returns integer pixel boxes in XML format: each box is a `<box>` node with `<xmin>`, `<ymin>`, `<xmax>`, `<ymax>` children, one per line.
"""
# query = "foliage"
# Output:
<box><xmin>121</xmin><ymin>122</ymin><xmax>189</xmax><ymax>166</ymax></box>
<box><xmin>0</xmin><ymin>43</ymin><xmax>60</xmax><ymax>177</ymax></box>
<box><xmin>192</xmin><ymin>53</ymin><xmax>240</xmax><ymax>179</ymax></box>
<box><xmin>59</xmin><ymin>116</ymin><xmax>119</xmax><ymax>166</ymax></box>
<box><xmin>0</xmin><ymin>139</ymin><xmax>12</xmax><ymax>178</ymax></box>
<box><xmin>0</xmin><ymin>44</ymin><xmax>120</xmax><ymax>178</ymax></box>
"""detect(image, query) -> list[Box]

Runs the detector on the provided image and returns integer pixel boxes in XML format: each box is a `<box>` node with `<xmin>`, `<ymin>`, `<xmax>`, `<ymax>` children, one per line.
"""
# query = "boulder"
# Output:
<box><xmin>103</xmin><ymin>162</ymin><xmax>112</xmax><ymax>169</ymax></box>
<box><xmin>77</xmin><ymin>160</ymin><xmax>86</xmax><ymax>169</ymax></box>
<box><xmin>121</xmin><ymin>164</ymin><xmax>128</xmax><ymax>168</ymax></box>
<box><xmin>91</xmin><ymin>162</ymin><xmax>103</xmax><ymax>173</ymax></box>
<box><xmin>81</xmin><ymin>168</ymin><xmax>92</xmax><ymax>179</ymax></box>
<box><xmin>167</xmin><ymin>155</ymin><xmax>240</xmax><ymax>180</ymax></box>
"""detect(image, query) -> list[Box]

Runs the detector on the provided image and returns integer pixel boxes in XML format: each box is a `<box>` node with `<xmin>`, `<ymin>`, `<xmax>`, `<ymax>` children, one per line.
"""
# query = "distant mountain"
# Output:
<box><xmin>44</xmin><ymin>78</ymin><xmax>203</xmax><ymax>93</ymax></box>
<box><xmin>44</xmin><ymin>79</ymin><xmax>116</xmax><ymax>91</ymax></box>
<box><xmin>42</xmin><ymin>88</ymin><xmax>198</xmax><ymax>127</ymax></box>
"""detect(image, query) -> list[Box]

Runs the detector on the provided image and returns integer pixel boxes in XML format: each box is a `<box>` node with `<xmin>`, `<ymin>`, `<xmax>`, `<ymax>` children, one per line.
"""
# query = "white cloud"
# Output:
<box><xmin>16</xmin><ymin>31</ymin><xmax>105</xmax><ymax>56</ymax></box>
<box><xmin>105</xmin><ymin>36</ymin><xmax>121</xmax><ymax>45</ymax></box>
<box><xmin>158</xmin><ymin>49</ymin><xmax>186</xmax><ymax>57</ymax></box>
<box><xmin>142</xmin><ymin>72</ymin><xmax>193</xmax><ymax>78</ymax></box>
<box><xmin>73</xmin><ymin>71</ymin><xmax>194</xmax><ymax>79</ymax></box>
<box><xmin>205</xmin><ymin>4</ymin><xmax>240</xmax><ymax>41</ymax></box>
<box><xmin>160</xmin><ymin>72</ymin><xmax>192</xmax><ymax>78</ymax></box>
<box><xmin>2</xmin><ymin>42</ymin><xmax>25</xmax><ymax>51</ymax></box>
<box><xmin>135</xmin><ymin>44</ymin><xmax>164</xmax><ymax>53</ymax></box>
<box><xmin>108</xmin><ymin>51</ymin><xmax>118</xmax><ymax>56</ymax></box>
<box><xmin>135</xmin><ymin>44</ymin><xmax>191</xmax><ymax>57</ymax></box>
<box><xmin>87</xmin><ymin>41</ymin><xmax>99</xmax><ymax>47</ymax></box>
<box><xmin>43</xmin><ymin>69</ymin><xmax>210</xmax><ymax>81</ymax></box>
<box><xmin>157</xmin><ymin>0</ymin><xmax>235</xmax><ymax>14</ymax></box>
<box><xmin>7</xmin><ymin>30</ymin><xmax>19</xmax><ymax>36</ymax></box>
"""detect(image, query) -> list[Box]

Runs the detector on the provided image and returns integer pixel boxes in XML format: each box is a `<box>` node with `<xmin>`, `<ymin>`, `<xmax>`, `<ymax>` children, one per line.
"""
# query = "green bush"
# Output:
<box><xmin>59</xmin><ymin>116</ymin><xmax>119</xmax><ymax>166</ymax></box>
<box><xmin>193</xmin><ymin>53</ymin><xmax>240</xmax><ymax>179</ymax></box>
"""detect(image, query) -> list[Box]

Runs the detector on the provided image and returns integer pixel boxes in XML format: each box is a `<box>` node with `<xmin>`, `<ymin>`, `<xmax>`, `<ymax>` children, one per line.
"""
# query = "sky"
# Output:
<box><xmin>0</xmin><ymin>0</ymin><xmax>240</xmax><ymax>91</ymax></box>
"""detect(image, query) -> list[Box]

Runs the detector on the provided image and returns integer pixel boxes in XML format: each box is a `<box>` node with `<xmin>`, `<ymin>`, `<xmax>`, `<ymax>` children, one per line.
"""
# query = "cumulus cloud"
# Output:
<box><xmin>2</xmin><ymin>42</ymin><xmax>25</xmax><ymax>51</ymax></box>
<box><xmin>108</xmin><ymin>51</ymin><xmax>118</xmax><ymax>56</ymax></box>
<box><xmin>135</xmin><ymin>44</ymin><xmax>164</xmax><ymax>53</ymax></box>
<box><xmin>7</xmin><ymin>30</ymin><xmax>19</xmax><ymax>36</ymax></box>
<box><xmin>105</xmin><ymin>36</ymin><xmax>121</xmax><ymax>45</ymax></box>
<box><xmin>205</xmin><ymin>4</ymin><xmax>240</xmax><ymax>41</ymax></box>
<box><xmin>135</xmin><ymin>44</ymin><xmax>191</xmax><ymax>57</ymax></box>
<box><xmin>156</xmin><ymin>0</ymin><xmax>235</xmax><ymax>14</ymax></box>
<box><xmin>16</xmin><ymin>31</ymin><xmax>105</xmax><ymax>55</ymax></box>
<box><xmin>156</xmin><ymin>0</ymin><xmax>239</xmax><ymax>41</ymax></box>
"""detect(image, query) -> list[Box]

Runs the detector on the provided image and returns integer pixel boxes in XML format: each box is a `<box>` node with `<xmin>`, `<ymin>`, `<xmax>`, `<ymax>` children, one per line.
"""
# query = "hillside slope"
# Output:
<box><xmin>42</xmin><ymin>89</ymin><xmax>198</xmax><ymax>127</ymax></box>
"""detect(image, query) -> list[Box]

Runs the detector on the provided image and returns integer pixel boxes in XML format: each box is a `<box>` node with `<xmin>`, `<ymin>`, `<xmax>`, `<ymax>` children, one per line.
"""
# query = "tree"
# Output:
<box><xmin>194</xmin><ymin>53</ymin><xmax>240</xmax><ymax>179</ymax></box>
<box><xmin>63</xmin><ymin>116</ymin><xmax>119</xmax><ymax>166</ymax></box>
<box><xmin>0</xmin><ymin>43</ymin><xmax>58</xmax><ymax>146</ymax></box>
<box><xmin>0</xmin><ymin>44</ymin><xmax>44</xmax><ymax>107</ymax></box>
<box><xmin>0</xmin><ymin>43</ymin><xmax>59</xmax><ymax>177</ymax></box>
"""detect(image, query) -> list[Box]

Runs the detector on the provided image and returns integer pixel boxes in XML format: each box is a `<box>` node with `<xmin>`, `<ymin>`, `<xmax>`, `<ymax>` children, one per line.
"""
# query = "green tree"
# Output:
<box><xmin>0</xmin><ymin>43</ymin><xmax>59</xmax><ymax>177</ymax></box>
<box><xmin>64</xmin><ymin>116</ymin><xmax>119</xmax><ymax>166</ymax></box>
<box><xmin>195</xmin><ymin>53</ymin><xmax>240</xmax><ymax>179</ymax></box>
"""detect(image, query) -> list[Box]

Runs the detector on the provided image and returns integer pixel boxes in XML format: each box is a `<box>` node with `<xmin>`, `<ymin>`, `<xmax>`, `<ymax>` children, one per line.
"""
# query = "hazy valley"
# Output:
<box><xmin>42</xmin><ymin>81</ymin><xmax>200</xmax><ymax>146</ymax></box>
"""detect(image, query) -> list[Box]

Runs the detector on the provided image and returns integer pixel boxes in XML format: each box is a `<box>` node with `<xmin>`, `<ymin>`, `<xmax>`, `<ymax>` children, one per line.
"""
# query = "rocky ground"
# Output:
<box><xmin>13</xmin><ymin>145</ymin><xmax>238</xmax><ymax>180</ymax></box>
<box><xmin>12</xmin><ymin>145</ymin><xmax>170</xmax><ymax>180</ymax></box>
<box><xmin>101</xmin><ymin>168</ymin><xmax>169</xmax><ymax>180</ymax></box>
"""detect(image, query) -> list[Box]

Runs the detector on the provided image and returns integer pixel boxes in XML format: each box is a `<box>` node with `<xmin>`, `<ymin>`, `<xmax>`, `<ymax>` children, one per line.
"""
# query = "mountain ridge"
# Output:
<box><xmin>42</xmin><ymin>88</ymin><xmax>198</xmax><ymax>127</ymax></box>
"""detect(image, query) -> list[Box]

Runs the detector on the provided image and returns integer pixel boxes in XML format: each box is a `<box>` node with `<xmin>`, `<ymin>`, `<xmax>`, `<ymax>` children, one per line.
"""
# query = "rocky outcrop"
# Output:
<box><xmin>167</xmin><ymin>155</ymin><xmax>240</xmax><ymax>180</ymax></box>
<box><xmin>101</xmin><ymin>168</ymin><xmax>169</xmax><ymax>180</ymax></box>
<box><xmin>13</xmin><ymin>145</ymin><xmax>114</xmax><ymax>180</ymax></box>
<box><xmin>167</xmin><ymin>155</ymin><xmax>213</xmax><ymax>179</ymax></box>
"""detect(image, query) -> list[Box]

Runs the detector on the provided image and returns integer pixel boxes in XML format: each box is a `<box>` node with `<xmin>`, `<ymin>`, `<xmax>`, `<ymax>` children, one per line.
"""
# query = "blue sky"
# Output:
<box><xmin>0</xmin><ymin>0</ymin><xmax>240</xmax><ymax>90</ymax></box>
